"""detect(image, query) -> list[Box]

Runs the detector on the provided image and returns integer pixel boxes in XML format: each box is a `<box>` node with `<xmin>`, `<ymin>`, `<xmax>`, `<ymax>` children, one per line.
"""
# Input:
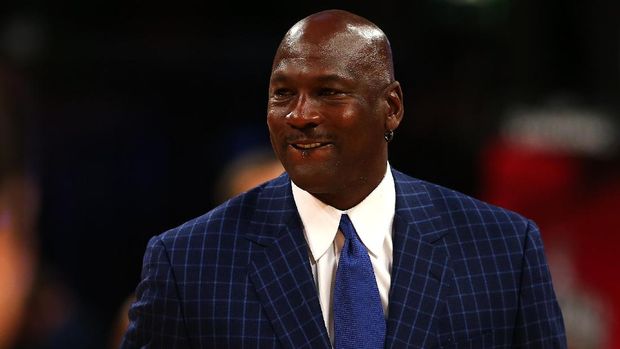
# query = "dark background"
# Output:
<box><xmin>2</xmin><ymin>1</ymin><xmax>619</xmax><ymax>347</ymax></box>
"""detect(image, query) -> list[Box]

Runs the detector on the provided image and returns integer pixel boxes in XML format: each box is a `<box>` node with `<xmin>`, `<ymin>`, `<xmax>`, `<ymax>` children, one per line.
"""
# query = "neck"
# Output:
<box><xmin>312</xmin><ymin>165</ymin><xmax>387</xmax><ymax>211</ymax></box>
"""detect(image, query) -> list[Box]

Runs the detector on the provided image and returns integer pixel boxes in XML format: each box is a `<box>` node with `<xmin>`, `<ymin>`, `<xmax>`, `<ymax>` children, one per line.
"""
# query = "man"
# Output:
<box><xmin>122</xmin><ymin>9</ymin><xmax>566</xmax><ymax>348</ymax></box>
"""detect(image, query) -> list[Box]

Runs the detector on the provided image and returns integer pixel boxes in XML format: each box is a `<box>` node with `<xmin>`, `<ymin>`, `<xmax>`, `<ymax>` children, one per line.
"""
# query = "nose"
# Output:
<box><xmin>285</xmin><ymin>94</ymin><xmax>322</xmax><ymax>129</ymax></box>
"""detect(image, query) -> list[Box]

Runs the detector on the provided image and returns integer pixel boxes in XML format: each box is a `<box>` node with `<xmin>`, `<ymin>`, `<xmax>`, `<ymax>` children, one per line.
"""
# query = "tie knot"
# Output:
<box><xmin>339</xmin><ymin>214</ymin><xmax>356</xmax><ymax>241</ymax></box>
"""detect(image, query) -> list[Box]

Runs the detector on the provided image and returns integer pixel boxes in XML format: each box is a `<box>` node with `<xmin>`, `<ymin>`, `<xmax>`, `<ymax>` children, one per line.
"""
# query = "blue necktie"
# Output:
<box><xmin>334</xmin><ymin>214</ymin><xmax>386</xmax><ymax>349</ymax></box>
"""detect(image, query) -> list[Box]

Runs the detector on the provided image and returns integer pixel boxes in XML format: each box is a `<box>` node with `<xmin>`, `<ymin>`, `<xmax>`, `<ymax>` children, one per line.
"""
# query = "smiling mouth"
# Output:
<box><xmin>292</xmin><ymin>143</ymin><xmax>326</xmax><ymax>150</ymax></box>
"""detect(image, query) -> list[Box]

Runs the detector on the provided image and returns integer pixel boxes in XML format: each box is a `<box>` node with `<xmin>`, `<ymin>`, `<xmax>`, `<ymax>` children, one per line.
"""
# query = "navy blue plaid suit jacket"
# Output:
<box><xmin>122</xmin><ymin>168</ymin><xmax>566</xmax><ymax>348</ymax></box>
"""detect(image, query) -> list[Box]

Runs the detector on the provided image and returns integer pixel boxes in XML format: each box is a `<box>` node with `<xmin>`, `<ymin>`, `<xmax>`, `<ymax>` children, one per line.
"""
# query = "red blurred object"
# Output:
<box><xmin>480</xmin><ymin>138</ymin><xmax>620</xmax><ymax>349</ymax></box>
<box><xmin>481</xmin><ymin>139</ymin><xmax>585</xmax><ymax>230</ymax></box>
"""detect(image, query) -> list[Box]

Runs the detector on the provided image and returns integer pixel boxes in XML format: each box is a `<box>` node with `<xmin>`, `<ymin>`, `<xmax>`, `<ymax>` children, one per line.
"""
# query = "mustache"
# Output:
<box><xmin>284</xmin><ymin>130</ymin><xmax>335</xmax><ymax>143</ymax></box>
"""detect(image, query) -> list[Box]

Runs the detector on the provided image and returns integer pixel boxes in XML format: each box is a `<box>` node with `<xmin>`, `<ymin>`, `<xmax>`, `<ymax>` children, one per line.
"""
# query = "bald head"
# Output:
<box><xmin>273</xmin><ymin>9</ymin><xmax>395</xmax><ymax>87</ymax></box>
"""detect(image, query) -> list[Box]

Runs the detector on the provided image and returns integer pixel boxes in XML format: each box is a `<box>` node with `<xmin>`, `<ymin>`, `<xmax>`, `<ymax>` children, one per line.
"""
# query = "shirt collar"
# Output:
<box><xmin>292</xmin><ymin>164</ymin><xmax>396</xmax><ymax>262</ymax></box>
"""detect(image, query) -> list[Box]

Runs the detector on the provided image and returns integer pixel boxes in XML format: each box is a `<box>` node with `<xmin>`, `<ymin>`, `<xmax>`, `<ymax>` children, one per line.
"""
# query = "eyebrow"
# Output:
<box><xmin>269</xmin><ymin>74</ymin><xmax>289</xmax><ymax>84</ymax></box>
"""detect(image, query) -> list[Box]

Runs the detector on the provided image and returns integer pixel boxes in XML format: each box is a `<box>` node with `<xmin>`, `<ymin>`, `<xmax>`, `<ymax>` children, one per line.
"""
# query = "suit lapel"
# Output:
<box><xmin>245</xmin><ymin>175</ymin><xmax>331</xmax><ymax>349</ymax></box>
<box><xmin>385</xmin><ymin>170</ymin><xmax>454</xmax><ymax>348</ymax></box>
<box><xmin>243</xmin><ymin>170</ymin><xmax>454</xmax><ymax>348</ymax></box>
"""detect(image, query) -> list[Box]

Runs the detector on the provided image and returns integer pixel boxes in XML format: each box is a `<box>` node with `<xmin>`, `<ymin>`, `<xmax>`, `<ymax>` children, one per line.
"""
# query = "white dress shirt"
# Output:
<box><xmin>291</xmin><ymin>165</ymin><xmax>395</xmax><ymax>343</ymax></box>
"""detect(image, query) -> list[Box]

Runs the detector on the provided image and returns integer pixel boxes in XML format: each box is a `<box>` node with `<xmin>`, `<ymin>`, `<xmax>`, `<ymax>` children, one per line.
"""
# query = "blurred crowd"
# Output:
<box><xmin>1</xmin><ymin>63</ymin><xmax>284</xmax><ymax>347</ymax></box>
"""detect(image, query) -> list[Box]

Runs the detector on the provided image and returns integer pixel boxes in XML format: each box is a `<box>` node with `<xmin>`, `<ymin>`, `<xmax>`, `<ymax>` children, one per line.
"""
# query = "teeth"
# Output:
<box><xmin>296</xmin><ymin>143</ymin><xmax>322</xmax><ymax>149</ymax></box>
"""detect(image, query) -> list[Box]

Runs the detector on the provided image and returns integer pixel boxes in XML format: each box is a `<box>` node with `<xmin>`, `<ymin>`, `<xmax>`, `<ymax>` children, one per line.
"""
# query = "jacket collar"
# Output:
<box><xmin>245</xmin><ymin>173</ymin><xmax>332</xmax><ymax>349</ymax></box>
<box><xmin>385</xmin><ymin>169</ymin><xmax>453</xmax><ymax>348</ymax></box>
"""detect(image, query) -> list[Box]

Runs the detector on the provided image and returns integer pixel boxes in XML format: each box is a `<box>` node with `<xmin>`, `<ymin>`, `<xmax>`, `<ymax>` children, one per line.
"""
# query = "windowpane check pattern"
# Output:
<box><xmin>121</xmin><ymin>169</ymin><xmax>566</xmax><ymax>348</ymax></box>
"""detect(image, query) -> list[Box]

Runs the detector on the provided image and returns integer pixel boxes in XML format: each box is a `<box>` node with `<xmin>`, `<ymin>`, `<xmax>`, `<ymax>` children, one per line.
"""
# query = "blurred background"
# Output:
<box><xmin>1</xmin><ymin>1</ymin><xmax>619</xmax><ymax>348</ymax></box>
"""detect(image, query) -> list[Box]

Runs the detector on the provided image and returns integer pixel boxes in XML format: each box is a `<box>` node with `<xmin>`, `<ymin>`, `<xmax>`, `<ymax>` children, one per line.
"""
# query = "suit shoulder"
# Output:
<box><xmin>393</xmin><ymin>169</ymin><xmax>531</xmax><ymax>234</ymax></box>
<box><xmin>155</xmin><ymin>176</ymin><xmax>284</xmax><ymax>245</ymax></box>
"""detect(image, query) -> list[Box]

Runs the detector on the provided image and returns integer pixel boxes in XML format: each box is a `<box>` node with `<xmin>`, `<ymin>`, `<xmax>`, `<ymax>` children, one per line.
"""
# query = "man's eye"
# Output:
<box><xmin>319</xmin><ymin>88</ymin><xmax>344</xmax><ymax>96</ymax></box>
<box><xmin>273</xmin><ymin>89</ymin><xmax>293</xmax><ymax>97</ymax></box>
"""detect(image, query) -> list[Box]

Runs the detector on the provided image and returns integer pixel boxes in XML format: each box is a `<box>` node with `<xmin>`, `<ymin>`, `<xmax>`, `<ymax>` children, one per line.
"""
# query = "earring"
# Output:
<box><xmin>384</xmin><ymin>130</ymin><xmax>394</xmax><ymax>142</ymax></box>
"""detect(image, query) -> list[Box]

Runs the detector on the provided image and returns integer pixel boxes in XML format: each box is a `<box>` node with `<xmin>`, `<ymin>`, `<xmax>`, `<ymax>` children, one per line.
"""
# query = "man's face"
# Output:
<box><xmin>267</xmin><ymin>38</ymin><xmax>389</xmax><ymax>205</ymax></box>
